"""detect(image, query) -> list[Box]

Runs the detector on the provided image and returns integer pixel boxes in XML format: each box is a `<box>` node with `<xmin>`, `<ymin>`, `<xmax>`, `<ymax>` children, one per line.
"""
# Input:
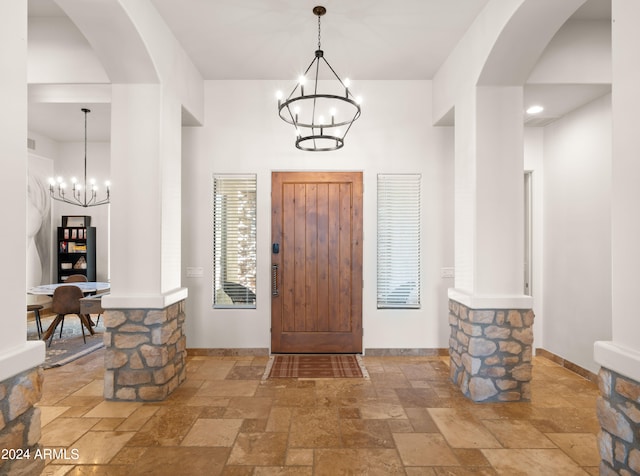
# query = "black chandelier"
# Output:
<box><xmin>49</xmin><ymin>108</ymin><xmax>110</xmax><ymax>208</ymax></box>
<box><xmin>277</xmin><ymin>6</ymin><xmax>362</xmax><ymax>152</ymax></box>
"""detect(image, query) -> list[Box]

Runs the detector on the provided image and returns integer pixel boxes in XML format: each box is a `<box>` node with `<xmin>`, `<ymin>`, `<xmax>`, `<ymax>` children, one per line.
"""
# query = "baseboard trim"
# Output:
<box><xmin>536</xmin><ymin>348</ymin><xmax>598</xmax><ymax>383</ymax></box>
<box><xmin>187</xmin><ymin>348</ymin><xmax>450</xmax><ymax>357</ymax></box>
<box><xmin>365</xmin><ymin>348</ymin><xmax>449</xmax><ymax>357</ymax></box>
<box><xmin>187</xmin><ymin>348</ymin><xmax>269</xmax><ymax>357</ymax></box>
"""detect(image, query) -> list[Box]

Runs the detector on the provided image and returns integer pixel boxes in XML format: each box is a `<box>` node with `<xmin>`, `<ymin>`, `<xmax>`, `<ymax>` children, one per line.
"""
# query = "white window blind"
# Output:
<box><xmin>213</xmin><ymin>175</ymin><xmax>257</xmax><ymax>308</ymax></box>
<box><xmin>377</xmin><ymin>174</ymin><xmax>421</xmax><ymax>309</ymax></box>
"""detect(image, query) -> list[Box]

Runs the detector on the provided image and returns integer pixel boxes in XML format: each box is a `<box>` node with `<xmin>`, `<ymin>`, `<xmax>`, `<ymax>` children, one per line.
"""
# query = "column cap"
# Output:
<box><xmin>448</xmin><ymin>288</ymin><xmax>533</xmax><ymax>309</ymax></box>
<box><xmin>102</xmin><ymin>287</ymin><xmax>188</xmax><ymax>310</ymax></box>
<box><xmin>0</xmin><ymin>341</ymin><xmax>45</xmax><ymax>382</ymax></box>
<box><xmin>594</xmin><ymin>341</ymin><xmax>640</xmax><ymax>383</ymax></box>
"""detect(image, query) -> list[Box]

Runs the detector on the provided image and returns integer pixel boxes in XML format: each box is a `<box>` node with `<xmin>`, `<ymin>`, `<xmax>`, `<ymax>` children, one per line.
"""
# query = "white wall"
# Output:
<box><xmin>542</xmin><ymin>93</ymin><xmax>612</xmax><ymax>373</ymax></box>
<box><xmin>28</xmin><ymin>130</ymin><xmax>59</xmax><ymax>160</ymax></box>
<box><xmin>182</xmin><ymin>80</ymin><xmax>454</xmax><ymax>351</ymax></box>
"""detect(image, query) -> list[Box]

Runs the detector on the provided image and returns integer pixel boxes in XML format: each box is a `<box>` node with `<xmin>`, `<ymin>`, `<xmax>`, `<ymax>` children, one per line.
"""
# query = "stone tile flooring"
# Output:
<box><xmin>35</xmin><ymin>351</ymin><xmax>601</xmax><ymax>475</ymax></box>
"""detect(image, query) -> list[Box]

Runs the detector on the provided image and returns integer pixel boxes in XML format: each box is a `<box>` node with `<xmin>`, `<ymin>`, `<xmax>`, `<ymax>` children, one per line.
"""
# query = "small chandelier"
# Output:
<box><xmin>276</xmin><ymin>6</ymin><xmax>362</xmax><ymax>152</ymax></box>
<box><xmin>49</xmin><ymin>108</ymin><xmax>110</xmax><ymax>207</ymax></box>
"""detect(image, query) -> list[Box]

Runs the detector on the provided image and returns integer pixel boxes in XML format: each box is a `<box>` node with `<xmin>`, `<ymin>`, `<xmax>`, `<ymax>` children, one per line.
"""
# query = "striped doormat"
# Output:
<box><xmin>265</xmin><ymin>354</ymin><xmax>367</xmax><ymax>379</ymax></box>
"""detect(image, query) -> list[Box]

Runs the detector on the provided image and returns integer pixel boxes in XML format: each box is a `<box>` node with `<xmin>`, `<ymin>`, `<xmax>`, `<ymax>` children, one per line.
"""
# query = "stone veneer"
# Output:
<box><xmin>448</xmin><ymin>299</ymin><xmax>534</xmax><ymax>402</ymax></box>
<box><xmin>597</xmin><ymin>367</ymin><xmax>640</xmax><ymax>475</ymax></box>
<box><xmin>104</xmin><ymin>300</ymin><xmax>187</xmax><ymax>401</ymax></box>
<box><xmin>0</xmin><ymin>367</ymin><xmax>44</xmax><ymax>475</ymax></box>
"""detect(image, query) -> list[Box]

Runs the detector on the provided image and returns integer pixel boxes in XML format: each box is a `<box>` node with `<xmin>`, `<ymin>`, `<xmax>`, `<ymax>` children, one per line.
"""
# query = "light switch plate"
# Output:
<box><xmin>186</xmin><ymin>267</ymin><xmax>204</xmax><ymax>278</ymax></box>
<box><xmin>441</xmin><ymin>267</ymin><xmax>455</xmax><ymax>278</ymax></box>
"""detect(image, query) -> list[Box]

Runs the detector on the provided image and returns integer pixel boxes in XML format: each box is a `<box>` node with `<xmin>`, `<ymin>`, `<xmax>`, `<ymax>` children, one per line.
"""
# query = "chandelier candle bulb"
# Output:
<box><xmin>298</xmin><ymin>76</ymin><xmax>306</xmax><ymax>96</ymax></box>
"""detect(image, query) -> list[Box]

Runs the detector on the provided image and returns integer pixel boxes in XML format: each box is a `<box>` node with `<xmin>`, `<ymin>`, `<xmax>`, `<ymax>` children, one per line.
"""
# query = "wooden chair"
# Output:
<box><xmin>64</xmin><ymin>274</ymin><xmax>102</xmax><ymax>324</ymax></box>
<box><xmin>27</xmin><ymin>304</ymin><xmax>44</xmax><ymax>339</ymax></box>
<box><xmin>47</xmin><ymin>285</ymin><xmax>90</xmax><ymax>347</ymax></box>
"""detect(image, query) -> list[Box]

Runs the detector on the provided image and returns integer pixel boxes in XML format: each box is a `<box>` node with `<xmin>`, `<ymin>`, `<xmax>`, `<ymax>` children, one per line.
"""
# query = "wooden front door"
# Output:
<box><xmin>271</xmin><ymin>172</ymin><xmax>363</xmax><ymax>353</ymax></box>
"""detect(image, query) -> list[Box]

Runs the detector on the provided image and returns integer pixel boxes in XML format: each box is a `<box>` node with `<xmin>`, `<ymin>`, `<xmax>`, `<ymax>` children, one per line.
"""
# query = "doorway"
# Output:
<box><xmin>524</xmin><ymin>171</ymin><xmax>532</xmax><ymax>296</ymax></box>
<box><xmin>271</xmin><ymin>172</ymin><xmax>363</xmax><ymax>353</ymax></box>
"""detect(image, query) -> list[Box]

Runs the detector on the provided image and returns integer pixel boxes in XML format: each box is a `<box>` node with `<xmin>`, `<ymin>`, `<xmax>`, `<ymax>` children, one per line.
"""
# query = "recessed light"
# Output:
<box><xmin>526</xmin><ymin>105</ymin><xmax>544</xmax><ymax>115</ymax></box>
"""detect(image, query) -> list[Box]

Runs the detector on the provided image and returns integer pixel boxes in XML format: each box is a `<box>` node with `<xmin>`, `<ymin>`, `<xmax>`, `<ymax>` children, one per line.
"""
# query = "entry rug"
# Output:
<box><xmin>27</xmin><ymin>314</ymin><xmax>104</xmax><ymax>369</ymax></box>
<box><xmin>265</xmin><ymin>354</ymin><xmax>368</xmax><ymax>379</ymax></box>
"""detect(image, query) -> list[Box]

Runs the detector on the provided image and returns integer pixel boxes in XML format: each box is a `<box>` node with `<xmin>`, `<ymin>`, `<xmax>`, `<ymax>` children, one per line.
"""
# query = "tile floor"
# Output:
<box><xmin>35</xmin><ymin>351</ymin><xmax>601</xmax><ymax>475</ymax></box>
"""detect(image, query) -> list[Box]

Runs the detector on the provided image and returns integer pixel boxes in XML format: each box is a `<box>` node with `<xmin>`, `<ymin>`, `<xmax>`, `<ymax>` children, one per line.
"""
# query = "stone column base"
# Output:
<box><xmin>104</xmin><ymin>300</ymin><xmax>187</xmax><ymax>401</ymax></box>
<box><xmin>0</xmin><ymin>367</ymin><xmax>44</xmax><ymax>475</ymax></box>
<box><xmin>448</xmin><ymin>299</ymin><xmax>534</xmax><ymax>402</ymax></box>
<box><xmin>597</xmin><ymin>367</ymin><xmax>640</xmax><ymax>474</ymax></box>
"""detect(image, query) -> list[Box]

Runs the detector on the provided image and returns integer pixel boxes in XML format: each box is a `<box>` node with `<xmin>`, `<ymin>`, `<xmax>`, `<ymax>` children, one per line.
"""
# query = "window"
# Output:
<box><xmin>377</xmin><ymin>174</ymin><xmax>421</xmax><ymax>308</ymax></box>
<box><xmin>213</xmin><ymin>175</ymin><xmax>257</xmax><ymax>308</ymax></box>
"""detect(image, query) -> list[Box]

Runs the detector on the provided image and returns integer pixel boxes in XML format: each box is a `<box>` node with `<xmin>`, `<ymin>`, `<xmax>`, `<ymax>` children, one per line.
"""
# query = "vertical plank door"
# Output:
<box><xmin>271</xmin><ymin>172</ymin><xmax>363</xmax><ymax>353</ymax></box>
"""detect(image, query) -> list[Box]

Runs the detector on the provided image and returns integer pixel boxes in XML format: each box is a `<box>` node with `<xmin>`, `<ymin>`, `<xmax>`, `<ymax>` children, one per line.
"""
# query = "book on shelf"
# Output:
<box><xmin>66</xmin><ymin>242</ymin><xmax>86</xmax><ymax>253</ymax></box>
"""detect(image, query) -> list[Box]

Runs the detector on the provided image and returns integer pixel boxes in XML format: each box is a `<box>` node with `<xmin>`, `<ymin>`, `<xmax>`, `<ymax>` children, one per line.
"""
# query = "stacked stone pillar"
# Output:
<box><xmin>104</xmin><ymin>300</ymin><xmax>187</xmax><ymax>401</ymax></box>
<box><xmin>0</xmin><ymin>368</ymin><xmax>45</xmax><ymax>475</ymax></box>
<box><xmin>597</xmin><ymin>367</ymin><xmax>640</xmax><ymax>474</ymax></box>
<box><xmin>449</xmin><ymin>300</ymin><xmax>534</xmax><ymax>402</ymax></box>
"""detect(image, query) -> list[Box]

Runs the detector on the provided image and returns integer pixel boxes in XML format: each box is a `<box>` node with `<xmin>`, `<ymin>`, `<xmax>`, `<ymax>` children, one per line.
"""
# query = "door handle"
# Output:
<box><xmin>272</xmin><ymin>264</ymin><xmax>279</xmax><ymax>296</ymax></box>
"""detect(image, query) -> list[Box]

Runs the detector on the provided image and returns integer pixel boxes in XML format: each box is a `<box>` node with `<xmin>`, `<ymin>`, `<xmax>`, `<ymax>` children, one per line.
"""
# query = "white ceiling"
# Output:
<box><xmin>27</xmin><ymin>0</ymin><xmax>611</xmax><ymax>141</ymax></box>
<box><xmin>29</xmin><ymin>102</ymin><xmax>111</xmax><ymax>143</ymax></box>
<box><xmin>149</xmin><ymin>0</ymin><xmax>492</xmax><ymax>80</ymax></box>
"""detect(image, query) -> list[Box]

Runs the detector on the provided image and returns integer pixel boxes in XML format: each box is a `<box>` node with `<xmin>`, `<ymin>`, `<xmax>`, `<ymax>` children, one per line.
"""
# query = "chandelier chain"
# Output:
<box><xmin>317</xmin><ymin>15</ymin><xmax>322</xmax><ymax>50</ymax></box>
<box><xmin>83</xmin><ymin>108</ymin><xmax>89</xmax><ymax>205</ymax></box>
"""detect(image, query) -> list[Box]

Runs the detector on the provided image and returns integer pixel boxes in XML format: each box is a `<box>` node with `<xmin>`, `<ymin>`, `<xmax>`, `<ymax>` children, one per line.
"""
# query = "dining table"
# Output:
<box><xmin>27</xmin><ymin>282</ymin><xmax>110</xmax><ymax>341</ymax></box>
<box><xmin>28</xmin><ymin>281</ymin><xmax>110</xmax><ymax>296</ymax></box>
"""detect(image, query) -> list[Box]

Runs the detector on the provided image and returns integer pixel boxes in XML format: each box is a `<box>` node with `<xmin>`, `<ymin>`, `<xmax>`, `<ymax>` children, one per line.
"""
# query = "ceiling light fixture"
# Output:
<box><xmin>49</xmin><ymin>108</ymin><xmax>110</xmax><ymax>208</ymax></box>
<box><xmin>526</xmin><ymin>105</ymin><xmax>544</xmax><ymax>115</ymax></box>
<box><xmin>276</xmin><ymin>6</ymin><xmax>362</xmax><ymax>152</ymax></box>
